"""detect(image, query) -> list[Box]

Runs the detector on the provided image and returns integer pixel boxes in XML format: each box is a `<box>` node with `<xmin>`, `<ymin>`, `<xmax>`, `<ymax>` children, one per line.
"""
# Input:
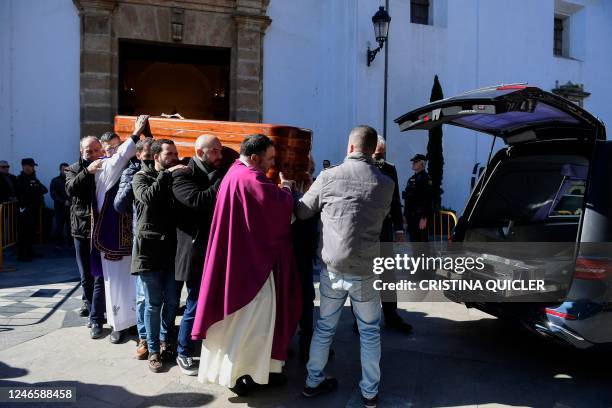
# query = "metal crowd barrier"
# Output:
<box><xmin>0</xmin><ymin>201</ymin><xmax>18</xmax><ymax>271</ymax></box>
<box><xmin>0</xmin><ymin>201</ymin><xmax>45</xmax><ymax>271</ymax></box>
<box><xmin>429</xmin><ymin>210</ymin><xmax>458</xmax><ymax>242</ymax></box>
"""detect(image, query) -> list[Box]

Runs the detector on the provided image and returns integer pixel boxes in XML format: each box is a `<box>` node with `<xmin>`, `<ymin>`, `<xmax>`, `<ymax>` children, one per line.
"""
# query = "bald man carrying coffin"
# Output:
<box><xmin>172</xmin><ymin>134</ymin><xmax>226</xmax><ymax>376</ymax></box>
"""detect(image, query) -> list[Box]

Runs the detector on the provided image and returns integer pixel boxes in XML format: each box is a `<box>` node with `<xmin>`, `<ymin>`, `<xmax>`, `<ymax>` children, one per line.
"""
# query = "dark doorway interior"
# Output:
<box><xmin>119</xmin><ymin>40</ymin><xmax>231</xmax><ymax>120</ymax></box>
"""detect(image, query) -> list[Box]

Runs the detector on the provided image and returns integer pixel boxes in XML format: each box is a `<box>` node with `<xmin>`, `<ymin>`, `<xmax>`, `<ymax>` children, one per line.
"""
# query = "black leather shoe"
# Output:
<box><xmin>109</xmin><ymin>329</ymin><xmax>124</xmax><ymax>344</ymax></box>
<box><xmin>302</xmin><ymin>377</ymin><xmax>338</xmax><ymax>398</ymax></box>
<box><xmin>90</xmin><ymin>324</ymin><xmax>103</xmax><ymax>339</ymax></box>
<box><xmin>230</xmin><ymin>375</ymin><xmax>257</xmax><ymax>397</ymax></box>
<box><xmin>362</xmin><ymin>394</ymin><xmax>378</xmax><ymax>407</ymax></box>
<box><xmin>79</xmin><ymin>304</ymin><xmax>89</xmax><ymax>317</ymax></box>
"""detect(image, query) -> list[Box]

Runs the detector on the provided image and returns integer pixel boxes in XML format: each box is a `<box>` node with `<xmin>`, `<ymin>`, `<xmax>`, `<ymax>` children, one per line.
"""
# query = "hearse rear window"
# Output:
<box><xmin>466</xmin><ymin>155</ymin><xmax>588</xmax><ymax>242</ymax></box>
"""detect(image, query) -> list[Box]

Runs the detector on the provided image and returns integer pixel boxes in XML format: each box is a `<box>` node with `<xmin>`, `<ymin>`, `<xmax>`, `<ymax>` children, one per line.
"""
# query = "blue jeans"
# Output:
<box><xmin>177</xmin><ymin>279</ymin><xmax>199</xmax><ymax>358</ymax></box>
<box><xmin>306</xmin><ymin>267</ymin><xmax>381</xmax><ymax>399</ymax></box>
<box><xmin>136</xmin><ymin>275</ymin><xmax>146</xmax><ymax>339</ymax></box>
<box><xmin>140</xmin><ymin>270</ymin><xmax>179</xmax><ymax>354</ymax></box>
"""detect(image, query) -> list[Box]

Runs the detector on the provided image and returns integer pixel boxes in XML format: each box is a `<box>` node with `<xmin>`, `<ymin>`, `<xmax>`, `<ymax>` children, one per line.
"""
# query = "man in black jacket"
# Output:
<box><xmin>50</xmin><ymin>162</ymin><xmax>71</xmax><ymax>247</ymax></box>
<box><xmin>372</xmin><ymin>136</ymin><xmax>412</xmax><ymax>335</ymax></box>
<box><xmin>172</xmin><ymin>134</ymin><xmax>225</xmax><ymax>376</ymax></box>
<box><xmin>133</xmin><ymin>139</ymin><xmax>186</xmax><ymax>373</ymax></box>
<box><xmin>0</xmin><ymin>160</ymin><xmax>17</xmax><ymax>203</ymax></box>
<box><xmin>15</xmin><ymin>158</ymin><xmax>48</xmax><ymax>262</ymax></box>
<box><xmin>113</xmin><ymin>138</ymin><xmax>153</xmax><ymax>360</ymax></box>
<box><xmin>66</xmin><ymin>136</ymin><xmax>103</xmax><ymax>320</ymax></box>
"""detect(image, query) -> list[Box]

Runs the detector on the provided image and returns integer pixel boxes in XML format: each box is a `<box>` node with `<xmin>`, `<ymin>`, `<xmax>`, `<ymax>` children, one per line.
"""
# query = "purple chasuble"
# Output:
<box><xmin>191</xmin><ymin>160</ymin><xmax>302</xmax><ymax>361</ymax></box>
<box><xmin>90</xmin><ymin>181</ymin><xmax>133</xmax><ymax>277</ymax></box>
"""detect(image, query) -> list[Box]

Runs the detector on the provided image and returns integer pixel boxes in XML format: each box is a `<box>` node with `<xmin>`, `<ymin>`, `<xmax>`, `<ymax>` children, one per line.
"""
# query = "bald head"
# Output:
<box><xmin>347</xmin><ymin>125</ymin><xmax>378</xmax><ymax>156</ymax></box>
<box><xmin>195</xmin><ymin>134</ymin><xmax>223</xmax><ymax>169</ymax></box>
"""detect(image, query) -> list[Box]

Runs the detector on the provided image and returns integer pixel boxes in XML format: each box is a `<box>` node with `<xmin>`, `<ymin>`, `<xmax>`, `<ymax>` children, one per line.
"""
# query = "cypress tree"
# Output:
<box><xmin>427</xmin><ymin>75</ymin><xmax>444</xmax><ymax>210</ymax></box>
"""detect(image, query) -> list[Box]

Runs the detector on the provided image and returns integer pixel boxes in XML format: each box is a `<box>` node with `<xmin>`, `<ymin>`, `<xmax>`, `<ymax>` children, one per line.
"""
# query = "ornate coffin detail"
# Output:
<box><xmin>114</xmin><ymin>116</ymin><xmax>313</xmax><ymax>183</ymax></box>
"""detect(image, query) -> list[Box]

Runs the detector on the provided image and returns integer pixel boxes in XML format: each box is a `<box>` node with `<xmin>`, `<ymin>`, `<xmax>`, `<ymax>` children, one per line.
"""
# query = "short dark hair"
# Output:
<box><xmin>100</xmin><ymin>132</ymin><xmax>119</xmax><ymax>143</ymax></box>
<box><xmin>348</xmin><ymin>125</ymin><xmax>378</xmax><ymax>155</ymax></box>
<box><xmin>240</xmin><ymin>134</ymin><xmax>274</xmax><ymax>156</ymax></box>
<box><xmin>59</xmin><ymin>162</ymin><xmax>69</xmax><ymax>170</ymax></box>
<box><xmin>151</xmin><ymin>139</ymin><xmax>174</xmax><ymax>156</ymax></box>
<box><xmin>136</xmin><ymin>138</ymin><xmax>154</xmax><ymax>153</ymax></box>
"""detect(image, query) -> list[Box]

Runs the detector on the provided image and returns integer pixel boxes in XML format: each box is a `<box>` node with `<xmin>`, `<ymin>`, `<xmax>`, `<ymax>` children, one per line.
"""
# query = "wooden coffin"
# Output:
<box><xmin>114</xmin><ymin>116</ymin><xmax>312</xmax><ymax>183</ymax></box>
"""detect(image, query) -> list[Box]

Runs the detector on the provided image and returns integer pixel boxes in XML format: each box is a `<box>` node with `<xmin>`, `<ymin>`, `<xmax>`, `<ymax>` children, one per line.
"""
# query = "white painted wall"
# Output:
<box><xmin>0</xmin><ymin>0</ymin><xmax>80</xmax><ymax>205</ymax></box>
<box><xmin>264</xmin><ymin>0</ymin><xmax>612</xmax><ymax>214</ymax></box>
<box><xmin>2</xmin><ymin>0</ymin><xmax>611</xmax><ymax>214</ymax></box>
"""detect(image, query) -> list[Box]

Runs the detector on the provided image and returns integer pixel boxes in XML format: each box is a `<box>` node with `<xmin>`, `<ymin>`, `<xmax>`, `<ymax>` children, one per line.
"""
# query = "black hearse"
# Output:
<box><xmin>396</xmin><ymin>85</ymin><xmax>612</xmax><ymax>349</ymax></box>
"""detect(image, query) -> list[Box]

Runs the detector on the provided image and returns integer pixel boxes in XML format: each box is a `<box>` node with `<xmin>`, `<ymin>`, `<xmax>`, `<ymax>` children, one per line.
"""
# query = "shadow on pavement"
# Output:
<box><xmin>0</xmin><ymin>245</ymin><xmax>79</xmax><ymax>290</ymax></box>
<box><xmin>0</xmin><ymin>361</ymin><xmax>214</xmax><ymax>408</ymax></box>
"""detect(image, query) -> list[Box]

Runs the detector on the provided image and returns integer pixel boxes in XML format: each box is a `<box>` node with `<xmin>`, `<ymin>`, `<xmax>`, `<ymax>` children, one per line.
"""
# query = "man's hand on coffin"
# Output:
<box><xmin>279</xmin><ymin>172</ymin><xmax>295</xmax><ymax>190</ymax></box>
<box><xmin>86</xmin><ymin>159</ymin><xmax>103</xmax><ymax>173</ymax></box>
<box><xmin>167</xmin><ymin>164</ymin><xmax>189</xmax><ymax>173</ymax></box>
<box><xmin>133</xmin><ymin>115</ymin><xmax>150</xmax><ymax>137</ymax></box>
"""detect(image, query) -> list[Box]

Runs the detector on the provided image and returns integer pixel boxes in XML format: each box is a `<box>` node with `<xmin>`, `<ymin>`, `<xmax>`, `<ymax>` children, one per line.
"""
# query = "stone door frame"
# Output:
<box><xmin>73</xmin><ymin>0</ymin><xmax>270</xmax><ymax>137</ymax></box>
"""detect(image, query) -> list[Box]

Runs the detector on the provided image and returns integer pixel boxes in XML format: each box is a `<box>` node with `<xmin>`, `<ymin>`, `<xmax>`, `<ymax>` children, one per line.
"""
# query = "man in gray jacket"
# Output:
<box><xmin>293</xmin><ymin>125</ymin><xmax>394</xmax><ymax>407</ymax></box>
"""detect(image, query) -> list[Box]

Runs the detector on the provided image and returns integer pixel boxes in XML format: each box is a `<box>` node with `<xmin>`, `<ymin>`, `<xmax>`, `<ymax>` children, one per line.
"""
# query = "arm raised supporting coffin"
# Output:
<box><xmin>114</xmin><ymin>116</ymin><xmax>313</xmax><ymax>183</ymax></box>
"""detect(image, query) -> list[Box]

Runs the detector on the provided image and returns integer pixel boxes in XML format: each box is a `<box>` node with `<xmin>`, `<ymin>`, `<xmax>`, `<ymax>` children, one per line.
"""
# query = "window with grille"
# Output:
<box><xmin>554</xmin><ymin>17</ymin><xmax>564</xmax><ymax>56</ymax></box>
<box><xmin>411</xmin><ymin>0</ymin><xmax>430</xmax><ymax>25</ymax></box>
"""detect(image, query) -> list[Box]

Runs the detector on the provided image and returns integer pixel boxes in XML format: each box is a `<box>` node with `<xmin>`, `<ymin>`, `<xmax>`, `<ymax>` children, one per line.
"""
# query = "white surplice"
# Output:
<box><xmin>198</xmin><ymin>272</ymin><xmax>284</xmax><ymax>387</ymax></box>
<box><xmin>94</xmin><ymin>137</ymin><xmax>137</xmax><ymax>331</ymax></box>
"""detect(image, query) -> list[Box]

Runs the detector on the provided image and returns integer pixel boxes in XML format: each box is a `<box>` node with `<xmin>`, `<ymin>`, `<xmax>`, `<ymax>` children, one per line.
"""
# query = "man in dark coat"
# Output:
<box><xmin>373</xmin><ymin>136</ymin><xmax>413</xmax><ymax>335</ymax></box>
<box><xmin>292</xmin><ymin>156</ymin><xmax>320</xmax><ymax>360</ymax></box>
<box><xmin>65</xmin><ymin>136</ymin><xmax>102</xmax><ymax>319</ymax></box>
<box><xmin>172</xmin><ymin>134</ymin><xmax>225</xmax><ymax>376</ymax></box>
<box><xmin>15</xmin><ymin>158</ymin><xmax>47</xmax><ymax>261</ymax></box>
<box><xmin>402</xmin><ymin>153</ymin><xmax>433</xmax><ymax>242</ymax></box>
<box><xmin>0</xmin><ymin>160</ymin><xmax>17</xmax><ymax>203</ymax></box>
<box><xmin>50</xmin><ymin>162</ymin><xmax>71</xmax><ymax>247</ymax></box>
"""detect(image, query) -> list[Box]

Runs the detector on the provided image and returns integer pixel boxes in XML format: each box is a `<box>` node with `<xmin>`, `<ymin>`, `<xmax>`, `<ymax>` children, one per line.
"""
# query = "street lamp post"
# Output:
<box><xmin>367</xmin><ymin>4</ymin><xmax>391</xmax><ymax>139</ymax></box>
<box><xmin>367</xmin><ymin>6</ymin><xmax>391</xmax><ymax>66</ymax></box>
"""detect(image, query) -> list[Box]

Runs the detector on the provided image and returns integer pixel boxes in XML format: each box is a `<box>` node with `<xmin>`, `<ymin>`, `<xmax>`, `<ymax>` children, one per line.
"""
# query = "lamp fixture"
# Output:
<box><xmin>367</xmin><ymin>6</ymin><xmax>391</xmax><ymax>66</ymax></box>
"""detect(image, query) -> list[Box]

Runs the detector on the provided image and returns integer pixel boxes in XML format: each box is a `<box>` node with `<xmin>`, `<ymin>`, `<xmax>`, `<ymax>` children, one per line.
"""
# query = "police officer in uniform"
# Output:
<box><xmin>402</xmin><ymin>154</ymin><xmax>433</xmax><ymax>242</ymax></box>
<box><xmin>16</xmin><ymin>158</ymin><xmax>48</xmax><ymax>261</ymax></box>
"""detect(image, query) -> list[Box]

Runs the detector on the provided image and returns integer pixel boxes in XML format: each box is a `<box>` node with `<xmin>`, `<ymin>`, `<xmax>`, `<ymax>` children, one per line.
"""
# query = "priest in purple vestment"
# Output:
<box><xmin>191</xmin><ymin>134</ymin><xmax>302</xmax><ymax>396</ymax></box>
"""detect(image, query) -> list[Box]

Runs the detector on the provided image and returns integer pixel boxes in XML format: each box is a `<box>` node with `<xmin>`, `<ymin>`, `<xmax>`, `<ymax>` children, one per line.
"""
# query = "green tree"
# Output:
<box><xmin>427</xmin><ymin>75</ymin><xmax>444</xmax><ymax>210</ymax></box>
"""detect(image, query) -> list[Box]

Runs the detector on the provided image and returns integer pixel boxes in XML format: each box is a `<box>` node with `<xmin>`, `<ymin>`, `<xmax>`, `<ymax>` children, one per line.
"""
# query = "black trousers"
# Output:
<box><xmin>53</xmin><ymin>204</ymin><xmax>71</xmax><ymax>246</ymax></box>
<box><xmin>406</xmin><ymin>213</ymin><xmax>429</xmax><ymax>242</ymax></box>
<box><xmin>17</xmin><ymin>208</ymin><xmax>37</xmax><ymax>260</ymax></box>
<box><xmin>297</xmin><ymin>257</ymin><xmax>316</xmax><ymax>336</ymax></box>
<box><xmin>380</xmin><ymin>237</ymin><xmax>400</xmax><ymax>321</ymax></box>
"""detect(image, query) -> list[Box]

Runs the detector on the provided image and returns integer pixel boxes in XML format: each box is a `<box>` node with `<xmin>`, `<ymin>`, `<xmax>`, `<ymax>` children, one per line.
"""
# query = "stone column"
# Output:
<box><xmin>73</xmin><ymin>0</ymin><xmax>117</xmax><ymax>137</ymax></box>
<box><xmin>232</xmin><ymin>11</ymin><xmax>271</xmax><ymax>123</ymax></box>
